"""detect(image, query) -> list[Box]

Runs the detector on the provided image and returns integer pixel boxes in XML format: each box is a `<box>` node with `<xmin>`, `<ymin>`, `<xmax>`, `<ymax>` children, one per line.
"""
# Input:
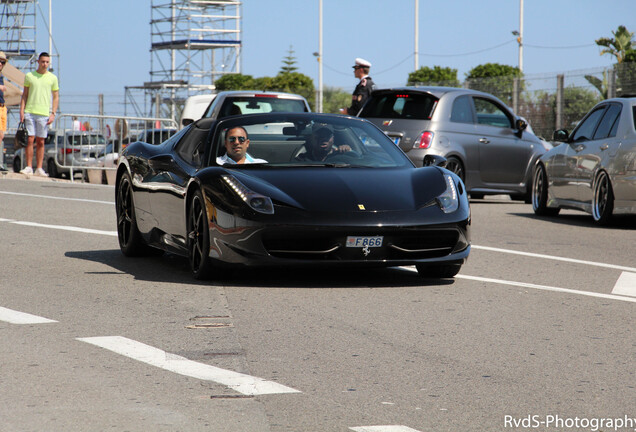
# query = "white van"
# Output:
<box><xmin>179</xmin><ymin>94</ymin><xmax>216</xmax><ymax>128</ymax></box>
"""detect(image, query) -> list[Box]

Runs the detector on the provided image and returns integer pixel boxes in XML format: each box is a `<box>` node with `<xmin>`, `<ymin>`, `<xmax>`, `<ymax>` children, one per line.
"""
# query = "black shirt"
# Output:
<box><xmin>347</xmin><ymin>76</ymin><xmax>376</xmax><ymax>115</ymax></box>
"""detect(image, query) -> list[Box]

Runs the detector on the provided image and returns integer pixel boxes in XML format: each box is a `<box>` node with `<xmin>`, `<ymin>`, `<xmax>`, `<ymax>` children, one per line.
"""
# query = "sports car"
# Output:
<box><xmin>115</xmin><ymin>113</ymin><xmax>471</xmax><ymax>279</ymax></box>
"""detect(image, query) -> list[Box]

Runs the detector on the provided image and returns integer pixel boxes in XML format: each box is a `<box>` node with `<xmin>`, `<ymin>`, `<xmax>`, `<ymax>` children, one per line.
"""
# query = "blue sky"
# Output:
<box><xmin>20</xmin><ymin>1</ymin><xmax>636</xmax><ymax>95</ymax></box>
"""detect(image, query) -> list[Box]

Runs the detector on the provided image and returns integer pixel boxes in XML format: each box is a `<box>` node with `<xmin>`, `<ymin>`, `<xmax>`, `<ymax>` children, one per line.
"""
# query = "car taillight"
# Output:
<box><xmin>61</xmin><ymin>148</ymin><xmax>80</xmax><ymax>154</ymax></box>
<box><xmin>415</xmin><ymin>131</ymin><xmax>434</xmax><ymax>149</ymax></box>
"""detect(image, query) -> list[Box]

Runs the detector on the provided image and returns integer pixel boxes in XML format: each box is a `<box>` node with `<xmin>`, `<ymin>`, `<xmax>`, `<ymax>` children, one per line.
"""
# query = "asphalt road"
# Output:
<box><xmin>1</xmin><ymin>174</ymin><xmax>635</xmax><ymax>432</ymax></box>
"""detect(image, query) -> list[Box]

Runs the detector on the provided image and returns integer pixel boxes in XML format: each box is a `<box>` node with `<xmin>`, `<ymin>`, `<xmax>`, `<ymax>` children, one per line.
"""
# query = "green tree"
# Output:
<box><xmin>214</xmin><ymin>73</ymin><xmax>254</xmax><ymax>91</ymax></box>
<box><xmin>271</xmin><ymin>72</ymin><xmax>315</xmax><ymax>109</ymax></box>
<box><xmin>584</xmin><ymin>70</ymin><xmax>610</xmax><ymax>99</ymax></box>
<box><xmin>465</xmin><ymin>63</ymin><xmax>523</xmax><ymax>106</ymax></box>
<box><xmin>280</xmin><ymin>45</ymin><xmax>299</xmax><ymax>74</ymax></box>
<box><xmin>548</xmin><ymin>86</ymin><xmax>600</xmax><ymax>133</ymax></box>
<box><xmin>407</xmin><ymin>66</ymin><xmax>460</xmax><ymax>87</ymax></box>
<box><xmin>595</xmin><ymin>25</ymin><xmax>634</xmax><ymax>63</ymax></box>
<box><xmin>322</xmin><ymin>86</ymin><xmax>351</xmax><ymax>114</ymax></box>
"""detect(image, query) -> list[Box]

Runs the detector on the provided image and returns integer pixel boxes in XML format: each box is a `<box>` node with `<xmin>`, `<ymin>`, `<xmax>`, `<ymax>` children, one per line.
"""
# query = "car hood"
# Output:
<box><xmin>221</xmin><ymin>167</ymin><xmax>449</xmax><ymax>213</ymax></box>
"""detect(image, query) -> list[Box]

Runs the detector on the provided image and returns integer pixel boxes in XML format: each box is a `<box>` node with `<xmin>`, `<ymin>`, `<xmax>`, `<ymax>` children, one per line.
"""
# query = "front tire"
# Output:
<box><xmin>445</xmin><ymin>156</ymin><xmax>465</xmax><ymax>183</ymax></box>
<box><xmin>592</xmin><ymin>171</ymin><xmax>614</xmax><ymax>225</ymax></box>
<box><xmin>13</xmin><ymin>156</ymin><xmax>21</xmax><ymax>173</ymax></box>
<box><xmin>532</xmin><ymin>164</ymin><xmax>559</xmax><ymax>217</ymax></box>
<box><xmin>188</xmin><ymin>189</ymin><xmax>214</xmax><ymax>280</ymax></box>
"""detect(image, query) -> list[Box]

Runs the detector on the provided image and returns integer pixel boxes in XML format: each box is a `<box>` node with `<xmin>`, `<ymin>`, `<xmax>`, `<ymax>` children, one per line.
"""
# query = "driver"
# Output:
<box><xmin>296</xmin><ymin>126</ymin><xmax>352</xmax><ymax>162</ymax></box>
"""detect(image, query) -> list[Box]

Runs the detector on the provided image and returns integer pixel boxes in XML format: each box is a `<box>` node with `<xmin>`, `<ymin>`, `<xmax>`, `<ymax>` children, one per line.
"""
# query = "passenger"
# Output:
<box><xmin>296</xmin><ymin>126</ymin><xmax>351</xmax><ymax>162</ymax></box>
<box><xmin>216</xmin><ymin>126</ymin><xmax>267</xmax><ymax>165</ymax></box>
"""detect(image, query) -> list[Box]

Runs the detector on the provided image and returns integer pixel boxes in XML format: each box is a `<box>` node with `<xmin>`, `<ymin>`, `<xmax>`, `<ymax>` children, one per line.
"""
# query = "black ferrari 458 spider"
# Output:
<box><xmin>115</xmin><ymin>112</ymin><xmax>471</xmax><ymax>279</ymax></box>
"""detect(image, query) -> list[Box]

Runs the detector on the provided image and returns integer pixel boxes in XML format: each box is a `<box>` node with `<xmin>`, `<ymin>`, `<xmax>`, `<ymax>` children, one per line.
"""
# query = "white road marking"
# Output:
<box><xmin>350</xmin><ymin>426</ymin><xmax>422</xmax><ymax>432</ymax></box>
<box><xmin>401</xmin><ymin>267</ymin><xmax>636</xmax><ymax>304</ymax></box>
<box><xmin>472</xmin><ymin>244</ymin><xmax>636</xmax><ymax>272</ymax></box>
<box><xmin>0</xmin><ymin>190</ymin><xmax>113</xmax><ymax>205</ymax></box>
<box><xmin>0</xmin><ymin>306</ymin><xmax>57</xmax><ymax>324</ymax></box>
<box><xmin>0</xmin><ymin>218</ymin><xmax>117</xmax><ymax>237</ymax></box>
<box><xmin>611</xmin><ymin>271</ymin><xmax>636</xmax><ymax>297</ymax></box>
<box><xmin>455</xmin><ymin>274</ymin><xmax>636</xmax><ymax>304</ymax></box>
<box><xmin>77</xmin><ymin>336</ymin><xmax>301</xmax><ymax>396</ymax></box>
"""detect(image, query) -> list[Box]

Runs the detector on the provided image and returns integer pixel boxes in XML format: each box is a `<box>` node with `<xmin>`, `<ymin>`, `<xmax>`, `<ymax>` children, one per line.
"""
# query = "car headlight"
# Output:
<box><xmin>437</xmin><ymin>174</ymin><xmax>459</xmax><ymax>213</ymax></box>
<box><xmin>222</xmin><ymin>175</ymin><xmax>274</xmax><ymax>214</ymax></box>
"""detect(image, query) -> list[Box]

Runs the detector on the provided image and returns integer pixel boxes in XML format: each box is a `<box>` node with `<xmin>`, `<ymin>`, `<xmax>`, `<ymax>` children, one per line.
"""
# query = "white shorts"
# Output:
<box><xmin>24</xmin><ymin>112</ymin><xmax>49</xmax><ymax>138</ymax></box>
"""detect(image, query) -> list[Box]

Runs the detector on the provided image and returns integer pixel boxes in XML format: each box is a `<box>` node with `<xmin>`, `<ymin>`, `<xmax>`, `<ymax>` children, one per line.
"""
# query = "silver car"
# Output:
<box><xmin>532</xmin><ymin>96</ymin><xmax>636</xmax><ymax>225</ymax></box>
<box><xmin>13</xmin><ymin>130</ymin><xmax>107</xmax><ymax>178</ymax></box>
<box><xmin>359</xmin><ymin>87</ymin><xmax>546</xmax><ymax>201</ymax></box>
<box><xmin>202</xmin><ymin>90</ymin><xmax>311</xmax><ymax>120</ymax></box>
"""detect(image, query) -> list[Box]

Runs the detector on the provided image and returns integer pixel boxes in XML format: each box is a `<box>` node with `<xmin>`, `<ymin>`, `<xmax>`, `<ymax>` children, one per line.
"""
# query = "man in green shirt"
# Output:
<box><xmin>19</xmin><ymin>52</ymin><xmax>59</xmax><ymax>176</ymax></box>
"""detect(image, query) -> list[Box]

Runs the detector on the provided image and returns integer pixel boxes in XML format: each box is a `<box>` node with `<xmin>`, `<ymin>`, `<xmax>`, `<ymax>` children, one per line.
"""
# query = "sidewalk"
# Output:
<box><xmin>1</xmin><ymin>169</ymin><xmax>73</xmax><ymax>183</ymax></box>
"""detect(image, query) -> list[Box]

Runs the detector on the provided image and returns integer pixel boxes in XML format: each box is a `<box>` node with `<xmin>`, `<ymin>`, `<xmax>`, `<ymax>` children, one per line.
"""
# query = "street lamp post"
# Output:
<box><xmin>317</xmin><ymin>0</ymin><xmax>323</xmax><ymax>113</ymax></box>
<box><xmin>512</xmin><ymin>0</ymin><xmax>524</xmax><ymax>72</ymax></box>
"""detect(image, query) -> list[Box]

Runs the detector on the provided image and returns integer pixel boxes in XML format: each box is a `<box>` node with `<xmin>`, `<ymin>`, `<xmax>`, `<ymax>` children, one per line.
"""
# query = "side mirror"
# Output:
<box><xmin>553</xmin><ymin>129</ymin><xmax>569</xmax><ymax>142</ymax></box>
<box><xmin>181</xmin><ymin>118</ymin><xmax>194</xmax><ymax>127</ymax></box>
<box><xmin>423</xmin><ymin>154</ymin><xmax>447</xmax><ymax>168</ymax></box>
<box><xmin>515</xmin><ymin>118</ymin><xmax>528</xmax><ymax>131</ymax></box>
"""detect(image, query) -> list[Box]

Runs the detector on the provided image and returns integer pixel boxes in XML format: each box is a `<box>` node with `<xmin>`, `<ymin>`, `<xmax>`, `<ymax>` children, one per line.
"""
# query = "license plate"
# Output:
<box><xmin>346</xmin><ymin>236</ymin><xmax>383</xmax><ymax>248</ymax></box>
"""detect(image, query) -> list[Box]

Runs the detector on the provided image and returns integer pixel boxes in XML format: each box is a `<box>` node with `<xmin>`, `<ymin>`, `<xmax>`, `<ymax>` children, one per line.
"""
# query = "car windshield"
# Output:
<box><xmin>212</xmin><ymin>114</ymin><xmax>413</xmax><ymax>169</ymax></box>
<box><xmin>359</xmin><ymin>92</ymin><xmax>438</xmax><ymax>120</ymax></box>
<box><xmin>212</xmin><ymin>96</ymin><xmax>308</xmax><ymax>118</ymax></box>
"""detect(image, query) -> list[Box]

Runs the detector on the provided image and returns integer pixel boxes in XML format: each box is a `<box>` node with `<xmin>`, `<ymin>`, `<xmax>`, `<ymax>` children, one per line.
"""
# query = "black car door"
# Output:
<box><xmin>146</xmin><ymin>125</ymin><xmax>210</xmax><ymax>242</ymax></box>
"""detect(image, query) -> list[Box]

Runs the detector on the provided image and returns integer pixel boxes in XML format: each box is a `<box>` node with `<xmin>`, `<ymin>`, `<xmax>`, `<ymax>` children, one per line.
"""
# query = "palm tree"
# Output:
<box><xmin>595</xmin><ymin>25</ymin><xmax>634</xmax><ymax>63</ymax></box>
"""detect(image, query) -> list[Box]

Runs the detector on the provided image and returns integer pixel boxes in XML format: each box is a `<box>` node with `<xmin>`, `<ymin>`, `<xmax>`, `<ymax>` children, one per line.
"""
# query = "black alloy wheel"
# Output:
<box><xmin>444</xmin><ymin>156</ymin><xmax>465</xmax><ymax>183</ymax></box>
<box><xmin>188</xmin><ymin>189</ymin><xmax>213</xmax><ymax>279</ymax></box>
<box><xmin>532</xmin><ymin>164</ymin><xmax>559</xmax><ymax>217</ymax></box>
<box><xmin>116</xmin><ymin>172</ymin><xmax>149</xmax><ymax>256</ymax></box>
<box><xmin>592</xmin><ymin>171</ymin><xmax>614</xmax><ymax>225</ymax></box>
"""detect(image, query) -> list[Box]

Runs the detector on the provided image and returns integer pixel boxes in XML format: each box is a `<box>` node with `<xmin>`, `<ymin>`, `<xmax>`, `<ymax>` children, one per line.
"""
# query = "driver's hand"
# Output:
<box><xmin>336</xmin><ymin>145</ymin><xmax>351</xmax><ymax>153</ymax></box>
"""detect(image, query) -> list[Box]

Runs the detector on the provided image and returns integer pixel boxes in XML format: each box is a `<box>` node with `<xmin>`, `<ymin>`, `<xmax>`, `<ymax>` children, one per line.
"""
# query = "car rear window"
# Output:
<box><xmin>219</xmin><ymin>96</ymin><xmax>308</xmax><ymax>118</ymax></box>
<box><xmin>359</xmin><ymin>92</ymin><xmax>437</xmax><ymax>120</ymax></box>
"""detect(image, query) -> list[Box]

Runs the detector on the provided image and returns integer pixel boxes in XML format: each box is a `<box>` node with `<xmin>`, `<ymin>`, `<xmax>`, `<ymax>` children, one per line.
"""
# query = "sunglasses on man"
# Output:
<box><xmin>0</xmin><ymin>61</ymin><xmax>6</xmax><ymax>65</ymax></box>
<box><xmin>227</xmin><ymin>136</ymin><xmax>246</xmax><ymax>143</ymax></box>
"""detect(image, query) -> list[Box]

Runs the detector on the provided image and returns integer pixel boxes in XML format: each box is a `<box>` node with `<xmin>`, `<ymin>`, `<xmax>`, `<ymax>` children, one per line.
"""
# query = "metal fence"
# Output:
<box><xmin>8</xmin><ymin>114</ymin><xmax>177</xmax><ymax>183</ymax></box>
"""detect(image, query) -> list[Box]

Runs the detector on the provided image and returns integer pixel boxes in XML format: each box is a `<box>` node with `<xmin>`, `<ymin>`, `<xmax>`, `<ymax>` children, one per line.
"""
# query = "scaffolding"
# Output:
<box><xmin>0</xmin><ymin>0</ymin><xmax>37</xmax><ymax>70</ymax></box>
<box><xmin>126</xmin><ymin>0</ymin><xmax>242</xmax><ymax>120</ymax></box>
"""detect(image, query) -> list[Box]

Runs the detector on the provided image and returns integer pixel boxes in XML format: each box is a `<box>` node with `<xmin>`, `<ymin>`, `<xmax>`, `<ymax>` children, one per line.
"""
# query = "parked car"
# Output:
<box><xmin>202</xmin><ymin>91</ymin><xmax>310</xmax><ymax>120</ymax></box>
<box><xmin>180</xmin><ymin>94</ymin><xmax>216</xmax><ymax>128</ymax></box>
<box><xmin>532</xmin><ymin>95</ymin><xmax>636</xmax><ymax>225</ymax></box>
<box><xmin>13</xmin><ymin>130</ymin><xmax>107</xmax><ymax>178</ymax></box>
<box><xmin>358</xmin><ymin>87</ymin><xmax>547</xmax><ymax>201</ymax></box>
<box><xmin>115</xmin><ymin>113</ymin><xmax>470</xmax><ymax>280</ymax></box>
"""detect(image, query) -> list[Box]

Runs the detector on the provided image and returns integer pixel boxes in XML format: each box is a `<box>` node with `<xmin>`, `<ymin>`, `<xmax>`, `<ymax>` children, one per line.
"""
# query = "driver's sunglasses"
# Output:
<box><xmin>227</xmin><ymin>136</ymin><xmax>246</xmax><ymax>143</ymax></box>
<box><xmin>0</xmin><ymin>60</ymin><xmax>6</xmax><ymax>65</ymax></box>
